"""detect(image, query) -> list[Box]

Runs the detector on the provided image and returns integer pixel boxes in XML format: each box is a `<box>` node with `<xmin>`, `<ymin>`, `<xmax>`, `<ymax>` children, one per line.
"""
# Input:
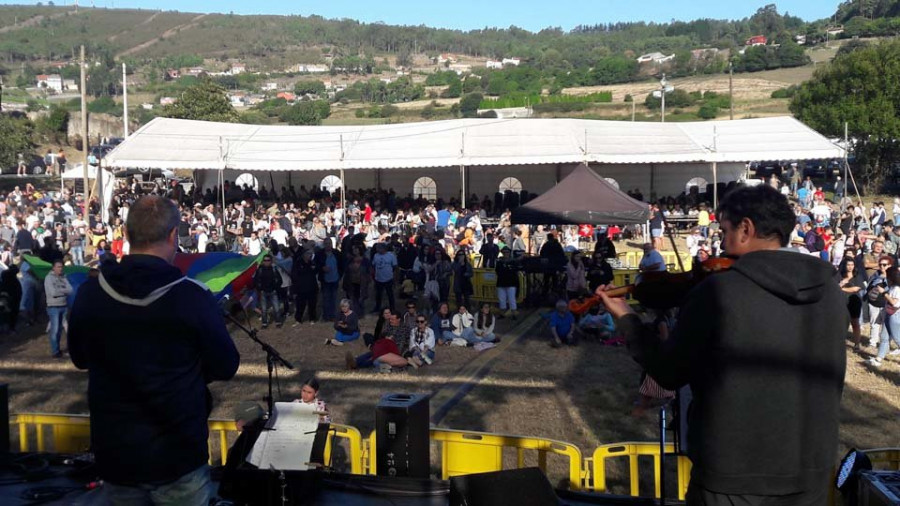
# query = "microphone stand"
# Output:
<box><xmin>225</xmin><ymin>311</ymin><xmax>294</xmax><ymax>417</ymax></box>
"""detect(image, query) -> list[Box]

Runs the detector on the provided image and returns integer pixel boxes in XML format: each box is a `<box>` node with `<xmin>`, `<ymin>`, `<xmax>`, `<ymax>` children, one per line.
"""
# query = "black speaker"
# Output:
<box><xmin>375</xmin><ymin>393</ymin><xmax>430</xmax><ymax>478</ymax></box>
<box><xmin>450</xmin><ymin>467</ymin><xmax>558</xmax><ymax>506</ymax></box>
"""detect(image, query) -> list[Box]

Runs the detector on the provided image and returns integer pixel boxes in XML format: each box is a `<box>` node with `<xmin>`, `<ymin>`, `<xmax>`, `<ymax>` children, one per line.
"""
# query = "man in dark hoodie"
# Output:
<box><xmin>598</xmin><ymin>185</ymin><xmax>846</xmax><ymax>505</ymax></box>
<box><xmin>68</xmin><ymin>195</ymin><xmax>240</xmax><ymax>504</ymax></box>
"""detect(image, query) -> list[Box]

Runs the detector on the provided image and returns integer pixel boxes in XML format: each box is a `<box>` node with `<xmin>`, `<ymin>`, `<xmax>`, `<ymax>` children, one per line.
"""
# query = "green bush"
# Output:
<box><xmin>771</xmin><ymin>85</ymin><xmax>799</xmax><ymax>99</ymax></box>
<box><xmin>697</xmin><ymin>103</ymin><xmax>719</xmax><ymax>119</ymax></box>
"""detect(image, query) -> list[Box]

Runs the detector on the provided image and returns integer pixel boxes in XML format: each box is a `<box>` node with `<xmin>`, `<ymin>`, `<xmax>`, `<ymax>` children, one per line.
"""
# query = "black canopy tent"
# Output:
<box><xmin>511</xmin><ymin>163</ymin><xmax>650</xmax><ymax>225</ymax></box>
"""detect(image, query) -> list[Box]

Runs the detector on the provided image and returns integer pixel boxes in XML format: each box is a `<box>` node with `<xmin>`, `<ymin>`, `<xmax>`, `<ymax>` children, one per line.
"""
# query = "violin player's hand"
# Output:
<box><xmin>595</xmin><ymin>284</ymin><xmax>636</xmax><ymax>320</ymax></box>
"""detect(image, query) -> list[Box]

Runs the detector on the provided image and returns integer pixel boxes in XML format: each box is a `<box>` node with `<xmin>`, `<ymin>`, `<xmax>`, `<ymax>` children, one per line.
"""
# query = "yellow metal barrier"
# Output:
<box><xmin>612</xmin><ymin>269</ymin><xmax>640</xmax><ymax>306</ymax></box>
<box><xmin>617</xmin><ymin>251</ymin><xmax>692</xmax><ymax>272</ymax></box>
<box><xmin>865</xmin><ymin>447</ymin><xmax>900</xmax><ymax>470</ymax></box>
<box><xmin>11</xmin><ymin>414</ymin><xmax>365</xmax><ymax>475</ymax></box>
<box><xmin>366</xmin><ymin>429</ymin><xmax>583</xmax><ymax>489</ymax></box>
<box><xmin>589</xmin><ymin>442</ymin><xmax>691</xmax><ymax>501</ymax></box>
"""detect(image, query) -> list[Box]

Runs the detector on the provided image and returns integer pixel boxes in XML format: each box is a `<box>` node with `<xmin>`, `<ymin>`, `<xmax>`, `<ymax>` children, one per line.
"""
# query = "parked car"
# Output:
<box><xmin>752</xmin><ymin>161</ymin><xmax>782</xmax><ymax>178</ymax></box>
<box><xmin>90</xmin><ymin>145</ymin><xmax>115</xmax><ymax>160</ymax></box>
<box><xmin>3</xmin><ymin>154</ymin><xmax>46</xmax><ymax>175</ymax></box>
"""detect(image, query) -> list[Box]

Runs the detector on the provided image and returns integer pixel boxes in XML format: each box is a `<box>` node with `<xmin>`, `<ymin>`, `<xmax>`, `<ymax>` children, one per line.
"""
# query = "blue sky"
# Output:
<box><xmin>11</xmin><ymin>1</ymin><xmax>841</xmax><ymax>31</ymax></box>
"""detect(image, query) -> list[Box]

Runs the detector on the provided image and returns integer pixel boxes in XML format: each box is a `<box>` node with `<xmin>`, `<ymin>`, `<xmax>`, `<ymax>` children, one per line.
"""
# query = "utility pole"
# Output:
<box><xmin>80</xmin><ymin>45</ymin><xmax>89</xmax><ymax>218</ymax></box>
<box><xmin>122</xmin><ymin>62</ymin><xmax>129</xmax><ymax>137</ymax></box>
<box><xmin>729</xmin><ymin>62</ymin><xmax>734</xmax><ymax>120</ymax></box>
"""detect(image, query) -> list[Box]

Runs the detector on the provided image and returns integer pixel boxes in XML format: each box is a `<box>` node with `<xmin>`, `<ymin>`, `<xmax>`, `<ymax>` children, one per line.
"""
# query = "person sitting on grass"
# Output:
<box><xmin>450</xmin><ymin>304</ymin><xmax>475</xmax><ymax>344</ymax></box>
<box><xmin>345</xmin><ymin>326</ymin><xmax>409</xmax><ymax>373</ymax></box>
<box><xmin>407</xmin><ymin>315</ymin><xmax>436</xmax><ymax>368</ymax></box>
<box><xmin>577</xmin><ymin>304</ymin><xmax>615</xmax><ymax>341</ymax></box>
<box><xmin>326</xmin><ymin>299</ymin><xmax>360</xmax><ymax>346</ymax></box>
<box><xmin>471</xmin><ymin>302</ymin><xmax>499</xmax><ymax>344</ymax></box>
<box><xmin>549</xmin><ymin>299</ymin><xmax>576</xmax><ymax>348</ymax></box>
<box><xmin>430</xmin><ymin>301</ymin><xmax>455</xmax><ymax>345</ymax></box>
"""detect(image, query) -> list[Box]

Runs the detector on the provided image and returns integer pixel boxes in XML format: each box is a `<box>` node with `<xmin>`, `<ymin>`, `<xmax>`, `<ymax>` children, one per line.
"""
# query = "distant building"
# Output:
<box><xmin>141</xmin><ymin>103</ymin><xmax>154</xmax><ymax>110</ymax></box>
<box><xmin>231</xmin><ymin>63</ymin><xmax>246</xmax><ymax>75</ymax></box>
<box><xmin>826</xmin><ymin>26</ymin><xmax>844</xmax><ymax>36</ymax></box>
<box><xmin>794</xmin><ymin>35</ymin><xmax>807</xmax><ymax>45</ymax></box>
<box><xmin>165</xmin><ymin>69</ymin><xmax>181</xmax><ymax>80</ymax></box>
<box><xmin>502</xmin><ymin>57</ymin><xmax>521</xmax><ymax>67</ymax></box>
<box><xmin>486</xmin><ymin>60</ymin><xmax>503</xmax><ymax>69</ymax></box>
<box><xmin>745</xmin><ymin>35</ymin><xmax>767</xmax><ymax>46</ymax></box>
<box><xmin>276</xmin><ymin>92</ymin><xmax>296</xmax><ymax>102</ymax></box>
<box><xmin>637</xmin><ymin>52</ymin><xmax>675</xmax><ymax>64</ymax></box>
<box><xmin>437</xmin><ymin>53</ymin><xmax>457</xmax><ymax>64</ymax></box>
<box><xmin>449</xmin><ymin>63</ymin><xmax>471</xmax><ymax>75</ymax></box>
<box><xmin>62</xmin><ymin>79</ymin><xmax>78</xmax><ymax>92</ymax></box>
<box><xmin>160</xmin><ymin>97</ymin><xmax>176</xmax><ymax>106</ymax></box>
<box><xmin>185</xmin><ymin>67</ymin><xmax>205</xmax><ymax>77</ymax></box>
<box><xmin>297</xmin><ymin>64</ymin><xmax>328</xmax><ymax>74</ymax></box>
<box><xmin>261</xmin><ymin>82</ymin><xmax>278</xmax><ymax>91</ymax></box>
<box><xmin>380</xmin><ymin>78</ymin><xmax>393</xmax><ymax>84</ymax></box>
<box><xmin>36</xmin><ymin>74</ymin><xmax>64</xmax><ymax>93</ymax></box>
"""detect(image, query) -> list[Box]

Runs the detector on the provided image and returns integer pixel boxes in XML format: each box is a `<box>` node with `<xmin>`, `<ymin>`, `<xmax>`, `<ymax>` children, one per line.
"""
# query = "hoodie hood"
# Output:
<box><xmin>99</xmin><ymin>254</ymin><xmax>185</xmax><ymax>301</ymax></box>
<box><xmin>731</xmin><ymin>249</ymin><xmax>838</xmax><ymax>304</ymax></box>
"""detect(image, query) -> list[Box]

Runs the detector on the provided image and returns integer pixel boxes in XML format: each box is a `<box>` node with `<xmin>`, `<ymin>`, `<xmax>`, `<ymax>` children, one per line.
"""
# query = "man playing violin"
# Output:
<box><xmin>598</xmin><ymin>184</ymin><xmax>846</xmax><ymax>506</ymax></box>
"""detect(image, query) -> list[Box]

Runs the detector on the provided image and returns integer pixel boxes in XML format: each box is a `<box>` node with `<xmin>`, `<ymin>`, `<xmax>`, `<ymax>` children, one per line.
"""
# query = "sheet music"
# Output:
<box><xmin>246</xmin><ymin>402</ymin><xmax>321</xmax><ymax>470</ymax></box>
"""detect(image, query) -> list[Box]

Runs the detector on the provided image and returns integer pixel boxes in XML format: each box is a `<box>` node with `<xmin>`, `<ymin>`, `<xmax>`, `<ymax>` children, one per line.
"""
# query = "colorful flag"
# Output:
<box><xmin>173</xmin><ymin>252</ymin><xmax>265</xmax><ymax>301</ymax></box>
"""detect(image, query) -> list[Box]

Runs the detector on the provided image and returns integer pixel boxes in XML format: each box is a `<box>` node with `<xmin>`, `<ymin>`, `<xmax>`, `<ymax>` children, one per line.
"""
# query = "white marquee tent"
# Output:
<box><xmin>104</xmin><ymin>116</ymin><xmax>844</xmax><ymax>204</ymax></box>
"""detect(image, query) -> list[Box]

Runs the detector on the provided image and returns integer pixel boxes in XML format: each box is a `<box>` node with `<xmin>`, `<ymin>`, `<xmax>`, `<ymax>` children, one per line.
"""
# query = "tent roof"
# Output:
<box><xmin>511</xmin><ymin>163</ymin><xmax>650</xmax><ymax>225</ymax></box>
<box><xmin>61</xmin><ymin>164</ymin><xmax>112</xmax><ymax>180</ymax></box>
<box><xmin>104</xmin><ymin>116</ymin><xmax>845</xmax><ymax>171</ymax></box>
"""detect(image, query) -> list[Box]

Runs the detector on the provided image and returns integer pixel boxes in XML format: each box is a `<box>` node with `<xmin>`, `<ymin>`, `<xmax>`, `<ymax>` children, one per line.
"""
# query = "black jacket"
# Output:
<box><xmin>253</xmin><ymin>265</ymin><xmax>281</xmax><ymax>293</ymax></box>
<box><xmin>618</xmin><ymin>249</ymin><xmax>846</xmax><ymax>495</ymax></box>
<box><xmin>292</xmin><ymin>255</ymin><xmax>319</xmax><ymax>294</ymax></box>
<box><xmin>68</xmin><ymin>255</ymin><xmax>240</xmax><ymax>485</ymax></box>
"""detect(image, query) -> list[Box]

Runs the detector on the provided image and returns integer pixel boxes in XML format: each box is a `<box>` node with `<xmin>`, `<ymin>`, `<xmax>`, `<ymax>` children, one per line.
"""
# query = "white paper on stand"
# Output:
<box><xmin>246</xmin><ymin>402</ymin><xmax>321</xmax><ymax>470</ymax></box>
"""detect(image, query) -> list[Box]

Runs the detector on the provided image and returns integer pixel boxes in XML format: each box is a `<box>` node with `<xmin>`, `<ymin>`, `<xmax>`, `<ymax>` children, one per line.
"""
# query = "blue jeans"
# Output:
<box><xmin>70</xmin><ymin>246</ymin><xmax>84</xmax><ymax>266</ymax></box>
<box><xmin>103</xmin><ymin>464</ymin><xmax>211</xmax><ymax>506</ymax></box>
<box><xmin>355</xmin><ymin>351</ymin><xmax>375</xmax><ymax>368</ymax></box>
<box><xmin>878</xmin><ymin>312</ymin><xmax>900</xmax><ymax>359</ymax></box>
<box><xmin>321</xmin><ymin>281</ymin><xmax>339</xmax><ymax>321</ymax></box>
<box><xmin>460</xmin><ymin>327</ymin><xmax>493</xmax><ymax>344</ymax></box>
<box><xmin>47</xmin><ymin>306</ymin><xmax>66</xmax><ymax>355</ymax></box>
<box><xmin>335</xmin><ymin>330</ymin><xmax>360</xmax><ymax>343</ymax></box>
<box><xmin>259</xmin><ymin>291</ymin><xmax>283</xmax><ymax>325</ymax></box>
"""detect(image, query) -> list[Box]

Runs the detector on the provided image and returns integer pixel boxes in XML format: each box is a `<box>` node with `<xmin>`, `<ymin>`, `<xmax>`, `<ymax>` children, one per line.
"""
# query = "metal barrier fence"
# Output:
<box><xmin>366</xmin><ymin>428</ymin><xmax>582</xmax><ymax>489</ymax></box>
<box><xmin>617</xmin><ymin>251</ymin><xmax>693</xmax><ymax>272</ymax></box>
<box><xmin>588</xmin><ymin>442</ymin><xmax>691</xmax><ymax>501</ymax></box>
<box><xmin>11</xmin><ymin>414</ymin><xmax>364</xmax><ymax>475</ymax></box>
<box><xmin>13</xmin><ymin>413</ymin><xmax>889</xmax><ymax>503</ymax></box>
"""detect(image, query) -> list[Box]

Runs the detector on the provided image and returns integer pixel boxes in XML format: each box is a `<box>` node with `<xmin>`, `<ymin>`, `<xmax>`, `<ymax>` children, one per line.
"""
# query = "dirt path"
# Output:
<box><xmin>107</xmin><ymin>10</ymin><xmax>160</xmax><ymax>42</ymax></box>
<box><xmin>0</xmin><ymin>9</ymin><xmax>77</xmax><ymax>34</ymax></box>
<box><xmin>115</xmin><ymin>13</ymin><xmax>208</xmax><ymax>59</ymax></box>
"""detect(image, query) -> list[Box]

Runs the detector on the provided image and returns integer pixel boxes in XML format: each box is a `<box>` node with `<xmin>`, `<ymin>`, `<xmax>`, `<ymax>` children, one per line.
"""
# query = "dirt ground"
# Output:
<box><xmin>0</xmin><ymin>279</ymin><xmax>897</xmax><ymax>490</ymax></box>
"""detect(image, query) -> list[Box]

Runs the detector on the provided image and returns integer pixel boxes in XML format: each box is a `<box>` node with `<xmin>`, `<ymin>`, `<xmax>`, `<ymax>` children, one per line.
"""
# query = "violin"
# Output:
<box><xmin>569</xmin><ymin>257</ymin><xmax>734</xmax><ymax>314</ymax></box>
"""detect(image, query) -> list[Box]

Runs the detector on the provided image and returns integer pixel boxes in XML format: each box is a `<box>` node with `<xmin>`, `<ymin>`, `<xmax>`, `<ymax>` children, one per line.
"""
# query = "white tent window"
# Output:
<box><xmin>604</xmin><ymin>178</ymin><xmax>620</xmax><ymax>189</ymax></box>
<box><xmin>414</xmin><ymin>176</ymin><xmax>437</xmax><ymax>201</ymax></box>
<box><xmin>320</xmin><ymin>175</ymin><xmax>342</xmax><ymax>194</ymax></box>
<box><xmin>499</xmin><ymin>177</ymin><xmax>522</xmax><ymax>193</ymax></box>
<box><xmin>235</xmin><ymin>173</ymin><xmax>259</xmax><ymax>191</ymax></box>
<box><xmin>686</xmin><ymin>177</ymin><xmax>708</xmax><ymax>194</ymax></box>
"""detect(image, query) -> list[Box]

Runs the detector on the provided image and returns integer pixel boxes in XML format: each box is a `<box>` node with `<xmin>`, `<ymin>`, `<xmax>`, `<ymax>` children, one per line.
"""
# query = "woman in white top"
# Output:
<box><xmin>870</xmin><ymin>266</ymin><xmax>900</xmax><ymax>367</ymax></box>
<box><xmin>565</xmin><ymin>251</ymin><xmax>587</xmax><ymax>300</ymax></box>
<box><xmin>407</xmin><ymin>318</ymin><xmax>435</xmax><ymax>368</ymax></box>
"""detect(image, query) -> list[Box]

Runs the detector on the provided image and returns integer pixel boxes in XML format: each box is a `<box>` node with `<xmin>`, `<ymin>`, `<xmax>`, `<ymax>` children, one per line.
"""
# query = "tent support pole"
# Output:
<box><xmin>555</xmin><ymin>164</ymin><xmax>561</xmax><ymax>184</ymax></box>
<box><xmin>340</xmin><ymin>167</ymin><xmax>346</xmax><ymax>213</ymax></box>
<box><xmin>712</xmin><ymin>162</ymin><xmax>718</xmax><ymax>210</ymax></box>
<box><xmin>460</xmin><ymin>165</ymin><xmax>466</xmax><ymax>208</ymax></box>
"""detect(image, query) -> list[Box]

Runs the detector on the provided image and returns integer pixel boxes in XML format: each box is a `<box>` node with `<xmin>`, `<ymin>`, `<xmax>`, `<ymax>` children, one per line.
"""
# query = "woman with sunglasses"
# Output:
<box><xmin>407</xmin><ymin>315</ymin><xmax>436</xmax><ymax>368</ymax></box>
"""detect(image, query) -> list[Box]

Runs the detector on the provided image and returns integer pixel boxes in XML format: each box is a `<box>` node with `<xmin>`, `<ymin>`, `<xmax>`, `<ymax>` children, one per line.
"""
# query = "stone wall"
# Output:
<box><xmin>67</xmin><ymin>113</ymin><xmax>137</xmax><ymax>144</ymax></box>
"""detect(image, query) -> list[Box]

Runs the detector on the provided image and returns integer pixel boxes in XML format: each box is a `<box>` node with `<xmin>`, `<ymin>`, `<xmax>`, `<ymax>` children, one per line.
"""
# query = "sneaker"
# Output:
<box><xmin>407</xmin><ymin>357</ymin><xmax>420</xmax><ymax>369</ymax></box>
<box><xmin>262</xmin><ymin>323</ymin><xmax>269</xmax><ymax>329</ymax></box>
<box><xmin>331</xmin><ymin>339</ymin><xmax>344</xmax><ymax>346</ymax></box>
<box><xmin>889</xmin><ymin>349</ymin><xmax>900</xmax><ymax>356</ymax></box>
<box><xmin>421</xmin><ymin>354</ymin><xmax>433</xmax><ymax>365</ymax></box>
<box><xmin>345</xmin><ymin>352</ymin><xmax>357</xmax><ymax>370</ymax></box>
<box><xmin>293</xmin><ymin>322</ymin><xmax>301</xmax><ymax>328</ymax></box>
<box><xmin>868</xmin><ymin>357</ymin><xmax>883</xmax><ymax>367</ymax></box>
<box><xmin>378</xmin><ymin>363</ymin><xmax>392</xmax><ymax>374</ymax></box>
<box><xmin>324</xmin><ymin>338</ymin><xmax>332</xmax><ymax>346</ymax></box>
<box><xmin>309</xmin><ymin>321</ymin><xmax>316</xmax><ymax>325</ymax></box>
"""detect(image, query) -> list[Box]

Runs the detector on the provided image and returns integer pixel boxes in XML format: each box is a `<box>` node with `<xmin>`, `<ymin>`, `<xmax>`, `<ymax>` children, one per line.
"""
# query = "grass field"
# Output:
<box><xmin>0</xmin><ymin>274</ymin><xmax>897</xmax><ymax>491</ymax></box>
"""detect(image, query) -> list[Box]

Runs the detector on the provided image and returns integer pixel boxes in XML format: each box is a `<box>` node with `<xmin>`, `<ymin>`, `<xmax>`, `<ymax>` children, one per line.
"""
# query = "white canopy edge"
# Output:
<box><xmin>104</xmin><ymin>116</ymin><xmax>845</xmax><ymax>171</ymax></box>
